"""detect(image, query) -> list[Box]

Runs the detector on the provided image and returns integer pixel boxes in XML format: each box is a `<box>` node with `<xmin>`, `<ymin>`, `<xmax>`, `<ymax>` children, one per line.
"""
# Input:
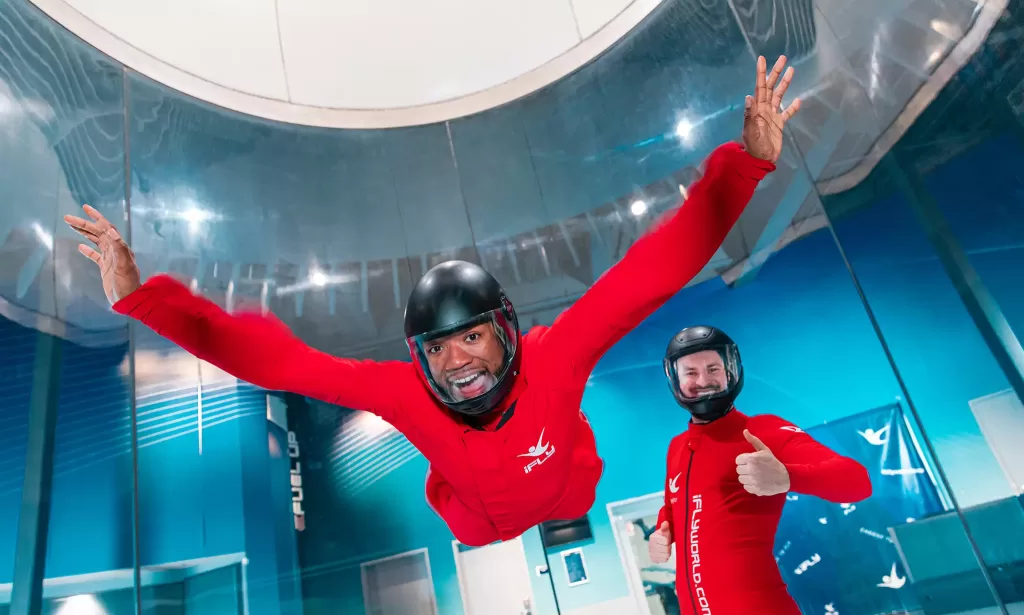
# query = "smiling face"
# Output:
<box><xmin>675</xmin><ymin>350</ymin><xmax>729</xmax><ymax>400</ymax></box>
<box><xmin>422</xmin><ymin>322</ymin><xmax>507</xmax><ymax>402</ymax></box>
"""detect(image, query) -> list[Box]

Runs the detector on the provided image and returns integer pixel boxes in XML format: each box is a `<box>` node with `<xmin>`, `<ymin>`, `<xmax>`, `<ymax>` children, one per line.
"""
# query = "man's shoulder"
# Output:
<box><xmin>667</xmin><ymin>431</ymin><xmax>691</xmax><ymax>451</ymax></box>
<box><xmin>520</xmin><ymin>326</ymin><xmax>551</xmax><ymax>358</ymax></box>
<box><xmin>745</xmin><ymin>413</ymin><xmax>805</xmax><ymax>435</ymax></box>
<box><xmin>522</xmin><ymin>326</ymin><xmax>549</xmax><ymax>340</ymax></box>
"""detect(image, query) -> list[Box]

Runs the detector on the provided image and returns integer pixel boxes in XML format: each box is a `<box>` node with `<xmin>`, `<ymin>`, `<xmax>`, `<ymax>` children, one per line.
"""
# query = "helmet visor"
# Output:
<box><xmin>668</xmin><ymin>345</ymin><xmax>741</xmax><ymax>402</ymax></box>
<box><xmin>407</xmin><ymin>308</ymin><xmax>518</xmax><ymax>405</ymax></box>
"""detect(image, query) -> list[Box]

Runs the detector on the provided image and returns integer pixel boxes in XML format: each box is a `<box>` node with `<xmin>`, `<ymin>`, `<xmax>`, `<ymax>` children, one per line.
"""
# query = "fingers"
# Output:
<box><xmin>64</xmin><ymin>215</ymin><xmax>104</xmax><ymax>244</ymax></box>
<box><xmin>765</xmin><ymin>55</ymin><xmax>786</xmax><ymax>91</ymax></box>
<box><xmin>735</xmin><ymin>452</ymin><xmax>752</xmax><ymax>465</ymax></box>
<box><xmin>738</xmin><ymin>474</ymin><xmax>754</xmax><ymax>486</ymax></box>
<box><xmin>105</xmin><ymin>226</ymin><xmax>124</xmax><ymax>243</ymax></box>
<box><xmin>736</xmin><ymin>464</ymin><xmax>753</xmax><ymax>476</ymax></box>
<box><xmin>659</xmin><ymin>521</ymin><xmax>670</xmax><ymax>533</ymax></box>
<box><xmin>649</xmin><ymin>548</ymin><xmax>670</xmax><ymax>564</ymax></box>
<box><xmin>755</xmin><ymin>56</ymin><xmax>767</xmax><ymax>103</ymax></box>
<box><xmin>743</xmin><ymin>429</ymin><xmax>769</xmax><ymax>452</ymax></box>
<box><xmin>78</xmin><ymin>244</ymin><xmax>101</xmax><ymax>264</ymax></box>
<box><xmin>73</xmin><ymin>222</ymin><xmax>132</xmax><ymax>269</ymax></box>
<box><xmin>83</xmin><ymin>204</ymin><xmax>114</xmax><ymax>231</ymax></box>
<box><xmin>65</xmin><ymin>204</ymin><xmax>117</xmax><ymax>244</ymax></box>
<box><xmin>781</xmin><ymin>98</ymin><xmax>802</xmax><ymax>122</ymax></box>
<box><xmin>772</xmin><ymin>66</ymin><xmax>795</xmax><ymax>109</ymax></box>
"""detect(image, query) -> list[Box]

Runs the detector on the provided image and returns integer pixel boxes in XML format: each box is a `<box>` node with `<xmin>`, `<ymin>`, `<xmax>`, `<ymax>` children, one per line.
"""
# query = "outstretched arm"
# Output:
<box><xmin>541</xmin><ymin>55</ymin><xmax>801</xmax><ymax>377</ymax></box>
<box><xmin>776</xmin><ymin>432</ymin><xmax>873</xmax><ymax>503</ymax></box>
<box><xmin>64</xmin><ymin>204</ymin><xmax>414</xmax><ymax>422</ymax></box>
<box><xmin>115</xmin><ymin>275</ymin><xmax>413</xmax><ymax>422</ymax></box>
<box><xmin>543</xmin><ymin>142</ymin><xmax>773</xmax><ymax>375</ymax></box>
<box><xmin>739</xmin><ymin>420</ymin><xmax>872</xmax><ymax>502</ymax></box>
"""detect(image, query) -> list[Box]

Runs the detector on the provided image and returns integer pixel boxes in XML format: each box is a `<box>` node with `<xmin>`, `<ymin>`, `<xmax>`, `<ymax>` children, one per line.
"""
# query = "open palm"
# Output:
<box><xmin>64</xmin><ymin>204</ymin><xmax>141</xmax><ymax>305</ymax></box>
<box><xmin>743</xmin><ymin>55</ymin><xmax>802</xmax><ymax>163</ymax></box>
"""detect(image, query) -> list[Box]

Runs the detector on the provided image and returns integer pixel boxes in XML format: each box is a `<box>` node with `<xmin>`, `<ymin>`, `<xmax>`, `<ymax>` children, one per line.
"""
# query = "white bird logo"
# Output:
<box><xmin>858</xmin><ymin>425</ymin><xmax>890</xmax><ymax>446</ymax></box>
<box><xmin>877</xmin><ymin>563</ymin><xmax>906</xmax><ymax>589</ymax></box>
<box><xmin>518</xmin><ymin>429</ymin><xmax>550</xmax><ymax>458</ymax></box>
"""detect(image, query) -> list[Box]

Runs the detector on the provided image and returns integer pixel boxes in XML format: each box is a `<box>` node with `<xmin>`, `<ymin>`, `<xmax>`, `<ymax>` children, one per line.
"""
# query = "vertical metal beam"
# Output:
<box><xmin>10</xmin><ymin>332</ymin><xmax>62</xmax><ymax>615</ymax></box>
<box><xmin>506</xmin><ymin>242</ymin><xmax>522</xmax><ymax>284</ymax></box>
<box><xmin>327</xmin><ymin>263</ymin><xmax>337</xmax><ymax>316</ymax></box>
<box><xmin>534</xmin><ymin>233</ymin><xmax>551</xmax><ymax>277</ymax></box>
<box><xmin>884</xmin><ymin>153</ymin><xmax>1024</xmax><ymax>406</ymax></box>
<box><xmin>123</xmin><ymin>68</ymin><xmax>144</xmax><ymax>615</ymax></box>
<box><xmin>537</xmin><ymin>527</ymin><xmax>562</xmax><ymax>615</ymax></box>
<box><xmin>360</xmin><ymin>260</ymin><xmax>369</xmax><ymax>313</ymax></box>
<box><xmin>557</xmin><ymin>221</ymin><xmax>580</xmax><ymax>268</ymax></box>
<box><xmin>295</xmin><ymin>264</ymin><xmax>306</xmax><ymax>318</ymax></box>
<box><xmin>391</xmin><ymin>258</ymin><xmax>401</xmax><ymax>309</ymax></box>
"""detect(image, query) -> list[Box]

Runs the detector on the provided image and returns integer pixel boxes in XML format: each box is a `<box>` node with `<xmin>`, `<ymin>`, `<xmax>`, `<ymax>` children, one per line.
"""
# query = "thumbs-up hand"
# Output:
<box><xmin>736</xmin><ymin>429</ymin><xmax>791</xmax><ymax>496</ymax></box>
<box><xmin>648</xmin><ymin>521</ymin><xmax>674</xmax><ymax>564</ymax></box>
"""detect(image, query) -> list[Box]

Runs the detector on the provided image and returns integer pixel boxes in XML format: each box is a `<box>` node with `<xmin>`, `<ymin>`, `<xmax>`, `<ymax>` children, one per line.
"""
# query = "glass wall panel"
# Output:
<box><xmin>0</xmin><ymin>0</ymin><xmax>136</xmax><ymax>613</ymax></box>
<box><xmin>821</xmin><ymin>2</ymin><xmax>1024</xmax><ymax>612</ymax></box>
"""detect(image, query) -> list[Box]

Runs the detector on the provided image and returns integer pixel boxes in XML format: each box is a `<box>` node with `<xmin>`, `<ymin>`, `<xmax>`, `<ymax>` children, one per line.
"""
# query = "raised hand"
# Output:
<box><xmin>743</xmin><ymin>55</ymin><xmax>802</xmax><ymax>163</ymax></box>
<box><xmin>648</xmin><ymin>521</ymin><xmax>673</xmax><ymax>564</ymax></box>
<box><xmin>736</xmin><ymin>429</ymin><xmax>791</xmax><ymax>496</ymax></box>
<box><xmin>64</xmin><ymin>204</ymin><xmax>141</xmax><ymax>305</ymax></box>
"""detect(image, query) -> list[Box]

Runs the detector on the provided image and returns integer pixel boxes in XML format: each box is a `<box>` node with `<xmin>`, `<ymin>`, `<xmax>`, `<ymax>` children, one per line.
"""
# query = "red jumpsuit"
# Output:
<box><xmin>656</xmin><ymin>410</ymin><xmax>872</xmax><ymax>614</ymax></box>
<box><xmin>114</xmin><ymin>142</ymin><xmax>775</xmax><ymax>547</ymax></box>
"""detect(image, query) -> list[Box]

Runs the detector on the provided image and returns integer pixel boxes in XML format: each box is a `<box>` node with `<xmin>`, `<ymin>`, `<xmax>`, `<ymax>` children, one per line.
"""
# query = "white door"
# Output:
<box><xmin>455</xmin><ymin>538</ymin><xmax>535</xmax><ymax>615</ymax></box>
<box><xmin>608</xmin><ymin>493</ymin><xmax>677</xmax><ymax>615</ymax></box>
<box><xmin>361</xmin><ymin>549</ymin><xmax>439</xmax><ymax>615</ymax></box>
<box><xmin>970</xmin><ymin>389</ymin><xmax>1024</xmax><ymax>496</ymax></box>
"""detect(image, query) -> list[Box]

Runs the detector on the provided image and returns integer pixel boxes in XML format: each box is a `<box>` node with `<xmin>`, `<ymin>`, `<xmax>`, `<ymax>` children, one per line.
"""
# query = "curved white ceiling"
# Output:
<box><xmin>28</xmin><ymin>0</ymin><xmax>664</xmax><ymax>128</ymax></box>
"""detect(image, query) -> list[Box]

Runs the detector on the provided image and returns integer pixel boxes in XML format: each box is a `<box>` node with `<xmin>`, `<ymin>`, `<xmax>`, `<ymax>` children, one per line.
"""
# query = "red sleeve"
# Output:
<box><xmin>781</xmin><ymin>437</ymin><xmax>873</xmax><ymax>503</ymax></box>
<box><xmin>542</xmin><ymin>142</ymin><xmax>774</xmax><ymax>375</ymax></box>
<box><xmin>656</xmin><ymin>438</ymin><xmax>682</xmax><ymax>534</ymax></box>
<box><xmin>659</xmin><ymin>491</ymin><xmax>675</xmax><ymax>528</ymax></box>
<box><xmin>114</xmin><ymin>274</ymin><xmax>414</xmax><ymax>422</ymax></box>
<box><xmin>752</xmin><ymin>417</ymin><xmax>873</xmax><ymax>503</ymax></box>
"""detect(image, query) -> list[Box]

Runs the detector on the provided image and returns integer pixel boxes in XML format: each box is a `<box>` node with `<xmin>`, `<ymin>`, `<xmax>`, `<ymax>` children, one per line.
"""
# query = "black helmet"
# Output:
<box><xmin>404</xmin><ymin>261</ymin><xmax>521</xmax><ymax>416</ymax></box>
<box><xmin>663</xmin><ymin>326</ymin><xmax>743</xmax><ymax>422</ymax></box>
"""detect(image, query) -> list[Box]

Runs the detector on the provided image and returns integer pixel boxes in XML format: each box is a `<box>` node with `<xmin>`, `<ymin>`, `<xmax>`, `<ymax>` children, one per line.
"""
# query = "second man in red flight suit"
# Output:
<box><xmin>649</xmin><ymin>326</ymin><xmax>873</xmax><ymax>614</ymax></box>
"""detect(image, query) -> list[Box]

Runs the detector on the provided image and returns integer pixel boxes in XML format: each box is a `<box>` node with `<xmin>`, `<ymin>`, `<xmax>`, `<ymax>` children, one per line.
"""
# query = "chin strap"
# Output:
<box><xmin>692</xmin><ymin>406</ymin><xmax>734</xmax><ymax>424</ymax></box>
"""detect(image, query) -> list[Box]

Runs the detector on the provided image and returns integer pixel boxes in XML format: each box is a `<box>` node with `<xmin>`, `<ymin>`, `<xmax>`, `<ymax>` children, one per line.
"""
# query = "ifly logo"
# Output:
<box><xmin>520</xmin><ymin>428</ymin><xmax>556</xmax><ymax>474</ymax></box>
<box><xmin>668</xmin><ymin>472</ymin><xmax>682</xmax><ymax>505</ymax></box>
<box><xmin>287</xmin><ymin>431</ymin><xmax>306</xmax><ymax>532</ymax></box>
<box><xmin>794</xmin><ymin>553</ymin><xmax>821</xmax><ymax>575</ymax></box>
<box><xmin>689</xmin><ymin>494</ymin><xmax>711</xmax><ymax>614</ymax></box>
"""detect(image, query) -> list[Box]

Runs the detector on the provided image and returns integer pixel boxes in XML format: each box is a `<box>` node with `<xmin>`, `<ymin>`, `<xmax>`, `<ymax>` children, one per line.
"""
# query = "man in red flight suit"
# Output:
<box><xmin>67</xmin><ymin>57</ymin><xmax>802</xmax><ymax>547</ymax></box>
<box><xmin>648</xmin><ymin>326</ymin><xmax>873</xmax><ymax>614</ymax></box>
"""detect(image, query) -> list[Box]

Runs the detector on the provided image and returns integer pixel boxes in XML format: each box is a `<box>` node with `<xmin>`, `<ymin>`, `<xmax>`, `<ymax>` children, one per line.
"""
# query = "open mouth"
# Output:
<box><xmin>449</xmin><ymin>371</ymin><xmax>490</xmax><ymax>399</ymax></box>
